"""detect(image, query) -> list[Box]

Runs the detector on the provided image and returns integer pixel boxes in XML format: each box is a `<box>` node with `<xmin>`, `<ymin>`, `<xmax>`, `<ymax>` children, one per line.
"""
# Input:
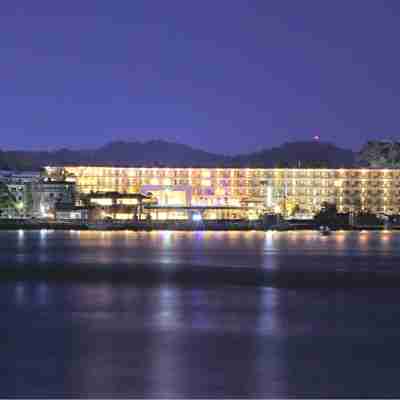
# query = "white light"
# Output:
<box><xmin>266</xmin><ymin>186</ymin><xmax>273</xmax><ymax>207</ymax></box>
<box><xmin>18</xmin><ymin>229</ymin><xmax>25</xmax><ymax>243</ymax></box>
<box><xmin>192</xmin><ymin>213</ymin><xmax>202</xmax><ymax>222</ymax></box>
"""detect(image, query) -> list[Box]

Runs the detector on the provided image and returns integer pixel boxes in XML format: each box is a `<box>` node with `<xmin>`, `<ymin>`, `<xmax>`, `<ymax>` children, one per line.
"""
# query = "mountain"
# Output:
<box><xmin>0</xmin><ymin>140</ymin><xmax>356</xmax><ymax>170</ymax></box>
<box><xmin>231</xmin><ymin>141</ymin><xmax>355</xmax><ymax>168</ymax></box>
<box><xmin>357</xmin><ymin>140</ymin><xmax>400</xmax><ymax>167</ymax></box>
<box><xmin>88</xmin><ymin>140</ymin><xmax>228</xmax><ymax>166</ymax></box>
<box><xmin>0</xmin><ymin>140</ymin><xmax>228</xmax><ymax>170</ymax></box>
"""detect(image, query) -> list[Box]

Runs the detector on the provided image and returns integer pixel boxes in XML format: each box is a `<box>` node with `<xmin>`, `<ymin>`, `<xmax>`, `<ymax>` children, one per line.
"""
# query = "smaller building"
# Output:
<box><xmin>55</xmin><ymin>204</ymin><xmax>91</xmax><ymax>221</ymax></box>
<box><xmin>32</xmin><ymin>180</ymin><xmax>76</xmax><ymax>218</ymax></box>
<box><xmin>0</xmin><ymin>171</ymin><xmax>41</xmax><ymax>217</ymax></box>
<box><xmin>144</xmin><ymin>205</ymin><xmax>250</xmax><ymax>221</ymax></box>
<box><xmin>0</xmin><ymin>182</ymin><xmax>18</xmax><ymax>218</ymax></box>
<box><xmin>85</xmin><ymin>192</ymin><xmax>152</xmax><ymax>220</ymax></box>
<box><xmin>141</xmin><ymin>184</ymin><xmax>192</xmax><ymax>207</ymax></box>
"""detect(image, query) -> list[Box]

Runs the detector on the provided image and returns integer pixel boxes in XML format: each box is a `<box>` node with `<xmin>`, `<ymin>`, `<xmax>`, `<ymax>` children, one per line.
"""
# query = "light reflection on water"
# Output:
<box><xmin>2</xmin><ymin>229</ymin><xmax>400</xmax><ymax>396</ymax></box>
<box><xmin>14</xmin><ymin>282</ymin><xmax>26</xmax><ymax>306</ymax></box>
<box><xmin>0</xmin><ymin>230</ymin><xmax>400</xmax><ymax>271</ymax></box>
<box><xmin>4</xmin><ymin>281</ymin><xmax>287</xmax><ymax>397</ymax></box>
<box><xmin>5</xmin><ymin>280</ymin><xmax>400</xmax><ymax>397</ymax></box>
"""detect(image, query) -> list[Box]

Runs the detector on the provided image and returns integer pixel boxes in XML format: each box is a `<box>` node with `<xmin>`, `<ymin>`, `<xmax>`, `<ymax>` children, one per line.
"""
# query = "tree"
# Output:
<box><xmin>314</xmin><ymin>202</ymin><xmax>338</xmax><ymax>226</ymax></box>
<box><xmin>0</xmin><ymin>182</ymin><xmax>17</xmax><ymax>212</ymax></box>
<box><xmin>320</xmin><ymin>201</ymin><xmax>337</xmax><ymax>215</ymax></box>
<box><xmin>302</xmin><ymin>160</ymin><xmax>330</xmax><ymax>168</ymax></box>
<box><xmin>286</xmin><ymin>198</ymin><xmax>300</xmax><ymax>217</ymax></box>
<box><xmin>275</xmin><ymin>161</ymin><xmax>289</xmax><ymax>168</ymax></box>
<box><xmin>24</xmin><ymin>183</ymin><xmax>34</xmax><ymax>215</ymax></box>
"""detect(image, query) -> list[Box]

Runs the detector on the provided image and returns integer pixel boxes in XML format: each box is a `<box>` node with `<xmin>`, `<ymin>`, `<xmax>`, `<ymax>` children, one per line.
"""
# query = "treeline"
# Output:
<box><xmin>0</xmin><ymin>140</ymin><xmax>356</xmax><ymax>171</ymax></box>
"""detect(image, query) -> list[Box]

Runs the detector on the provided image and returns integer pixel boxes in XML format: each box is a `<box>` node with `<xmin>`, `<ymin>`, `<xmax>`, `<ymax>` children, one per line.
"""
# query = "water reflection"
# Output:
<box><xmin>39</xmin><ymin>229</ymin><xmax>48</xmax><ymax>248</ymax></box>
<box><xmin>36</xmin><ymin>282</ymin><xmax>50</xmax><ymax>305</ymax></box>
<box><xmin>11</xmin><ymin>282</ymin><xmax>283</xmax><ymax>398</ymax></box>
<box><xmin>156</xmin><ymin>285</ymin><xmax>179</xmax><ymax>328</ymax></box>
<box><xmin>17</xmin><ymin>229</ymin><xmax>24</xmax><ymax>243</ymax></box>
<box><xmin>3</xmin><ymin>258</ymin><xmax>400</xmax><ymax>396</ymax></box>
<box><xmin>2</xmin><ymin>230</ymin><xmax>400</xmax><ymax>273</ymax></box>
<box><xmin>4</xmin><ymin>228</ymin><xmax>400</xmax><ymax>400</ymax></box>
<box><xmin>14</xmin><ymin>282</ymin><xmax>26</xmax><ymax>306</ymax></box>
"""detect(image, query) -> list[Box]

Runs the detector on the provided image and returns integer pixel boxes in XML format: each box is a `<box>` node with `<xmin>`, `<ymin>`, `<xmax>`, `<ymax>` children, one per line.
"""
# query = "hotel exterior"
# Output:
<box><xmin>44</xmin><ymin>166</ymin><xmax>400</xmax><ymax>219</ymax></box>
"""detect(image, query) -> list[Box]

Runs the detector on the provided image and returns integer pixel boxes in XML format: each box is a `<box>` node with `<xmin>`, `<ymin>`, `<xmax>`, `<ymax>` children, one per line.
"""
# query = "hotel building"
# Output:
<box><xmin>44</xmin><ymin>166</ymin><xmax>400</xmax><ymax>219</ymax></box>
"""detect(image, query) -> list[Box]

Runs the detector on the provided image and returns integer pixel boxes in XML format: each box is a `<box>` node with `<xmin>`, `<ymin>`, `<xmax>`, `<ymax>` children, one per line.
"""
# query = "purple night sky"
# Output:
<box><xmin>1</xmin><ymin>0</ymin><xmax>400</xmax><ymax>154</ymax></box>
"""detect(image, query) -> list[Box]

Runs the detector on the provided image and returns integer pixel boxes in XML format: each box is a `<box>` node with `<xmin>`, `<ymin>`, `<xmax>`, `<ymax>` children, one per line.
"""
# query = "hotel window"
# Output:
<box><xmin>201</xmin><ymin>170</ymin><xmax>210</xmax><ymax>179</ymax></box>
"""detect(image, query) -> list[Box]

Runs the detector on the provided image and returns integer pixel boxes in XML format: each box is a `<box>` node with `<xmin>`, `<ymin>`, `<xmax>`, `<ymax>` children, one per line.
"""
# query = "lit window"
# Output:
<box><xmin>90</xmin><ymin>198</ymin><xmax>113</xmax><ymax>206</ymax></box>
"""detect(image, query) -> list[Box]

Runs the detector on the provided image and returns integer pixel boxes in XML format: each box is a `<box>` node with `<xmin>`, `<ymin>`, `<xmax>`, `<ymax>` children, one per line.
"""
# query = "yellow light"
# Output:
<box><xmin>215</xmin><ymin>187</ymin><xmax>225</xmax><ymax>196</ymax></box>
<box><xmin>91</xmin><ymin>198</ymin><xmax>113</xmax><ymax>206</ymax></box>
<box><xmin>118</xmin><ymin>198</ymin><xmax>138</xmax><ymax>205</ymax></box>
<box><xmin>247</xmin><ymin>212</ymin><xmax>259</xmax><ymax>221</ymax></box>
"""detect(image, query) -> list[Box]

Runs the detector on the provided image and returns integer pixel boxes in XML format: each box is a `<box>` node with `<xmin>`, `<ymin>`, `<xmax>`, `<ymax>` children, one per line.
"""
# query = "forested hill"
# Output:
<box><xmin>0</xmin><ymin>140</ymin><xmax>356</xmax><ymax>170</ymax></box>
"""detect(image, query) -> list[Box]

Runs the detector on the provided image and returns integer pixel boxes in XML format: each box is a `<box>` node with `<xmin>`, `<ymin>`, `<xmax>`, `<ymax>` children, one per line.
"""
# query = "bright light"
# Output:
<box><xmin>91</xmin><ymin>198</ymin><xmax>112</xmax><ymax>206</ymax></box>
<box><xmin>334</xmin><ymin>180</ymin><xmax>341</xmax><ymax>187</ymax></box>
<box><xmin>192</xmin><ymin>213</ymin><xmax>202</xmax><ymax>222</ymax></box>
<box><xmin>266</xmin><ymin>186</ymin><xmax>273</xmax><ymax>207</ymax></box>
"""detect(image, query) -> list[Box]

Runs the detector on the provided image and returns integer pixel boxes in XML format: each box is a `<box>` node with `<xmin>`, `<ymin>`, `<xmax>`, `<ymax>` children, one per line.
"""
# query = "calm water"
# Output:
<box><xmin>1</xmin><ymin>230</ymin><xmax>400</xmax><ymax>397</ymax></box>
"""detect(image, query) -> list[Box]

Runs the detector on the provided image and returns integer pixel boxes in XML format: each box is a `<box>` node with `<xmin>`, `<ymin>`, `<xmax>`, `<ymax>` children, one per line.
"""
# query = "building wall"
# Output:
<box><xmin>263</xmin><ymin>169</ymin><xmax>400</xmax><ymax>215</ymax></box>
<box><xmin>45</xmin><ymin>167</ymin><xmax>400</xmax><ymax>215</ymax></box>
<box><xmin>55</xmin><ymin>209</ymin><xmax>88</xmax><ymax>220</ymax></box>
<box><xmin>32</xmin><ymin>182</ymin><xmax>76</xmax><ymax>217</ymax></box>
<box><xmin>46</xmin><ymin>166</ymin><xmax>262</xmax><ymax>206</ymax></box>
<box><xmin>2</xmin><ymin>172</ymin><xmax>40</xmax><ymax>217</ymax></box>
<box><xmin>141</xmin><ymin>184</ymin><xmax>191</xmax><ymax>206</ymax></box>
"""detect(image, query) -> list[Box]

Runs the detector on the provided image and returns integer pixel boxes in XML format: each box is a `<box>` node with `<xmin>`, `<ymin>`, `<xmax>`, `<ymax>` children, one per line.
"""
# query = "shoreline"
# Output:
<box><xmin>0</xmin><ymin>221</ymin><xmax>397</xmax><ymax>231</ymax></box>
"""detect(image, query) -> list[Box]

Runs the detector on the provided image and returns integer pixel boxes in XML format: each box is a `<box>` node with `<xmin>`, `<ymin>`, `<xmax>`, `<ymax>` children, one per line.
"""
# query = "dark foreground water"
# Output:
<box><xmin>1</xmin><ymin>230</ymin><xmax>400</xmax><ymax>397</ymax></box>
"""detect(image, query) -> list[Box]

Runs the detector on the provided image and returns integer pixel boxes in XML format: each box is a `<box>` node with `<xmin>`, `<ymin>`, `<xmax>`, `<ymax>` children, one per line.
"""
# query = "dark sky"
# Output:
<box><xmin>1</xmin><ymin>0</ymin><xmax>400</xmax><ymax>154</ymax></box>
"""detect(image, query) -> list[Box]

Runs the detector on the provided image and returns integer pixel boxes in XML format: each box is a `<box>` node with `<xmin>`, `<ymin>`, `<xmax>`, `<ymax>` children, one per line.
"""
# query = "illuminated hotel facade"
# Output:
<box><xmin>45</xmin><ymin>166</ymin><xmax>400</xmax><ymax>219</ymax></box>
